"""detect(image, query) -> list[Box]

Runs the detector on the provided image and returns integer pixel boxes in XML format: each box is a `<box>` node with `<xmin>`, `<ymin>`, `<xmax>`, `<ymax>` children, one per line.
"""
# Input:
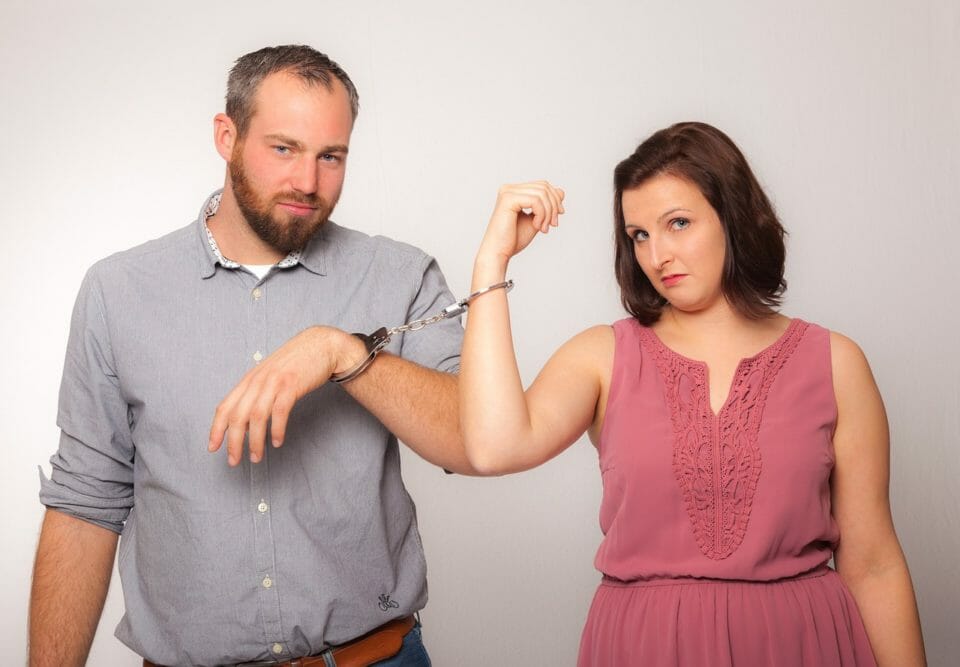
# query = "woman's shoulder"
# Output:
<box><xmin>544</xmin><ymin>325</ymin><xmax>615</xmax><ymax>379</ymax></box>
<box><xmin>827</xmin><ymin>329</ymin><xmax>874</xmax><ymax>389</ymax></box>
<box><xmin>826</xmin><ymin>328</ymin><xmax>866</xmax><ymax>356</ymax></box>
<box><xmin>792</xmin><ymin>319</ymin><xmax>871</xmax><ymax>372</ymax></box>
<box><xmin>786</xmin><ymin>317</ymin><xmax>870</xmax><ymax>371</ymax></box>
<box><xmin>797</xmin><ymin>324</ymin><xmax>877</xmax><ymax>405</ymax></box>
<box><xmin>561</xmin><ymin>324</ymin><xmax>616</xmax><ymax>358</ymax></box>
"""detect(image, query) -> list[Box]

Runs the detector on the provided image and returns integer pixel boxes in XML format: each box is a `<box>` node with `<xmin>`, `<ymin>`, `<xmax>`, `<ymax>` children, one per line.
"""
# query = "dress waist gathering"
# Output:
<box><xmin>600</xmin><ymin>563</ymin><xmax>832</xmax><ymax>589</ymax></box>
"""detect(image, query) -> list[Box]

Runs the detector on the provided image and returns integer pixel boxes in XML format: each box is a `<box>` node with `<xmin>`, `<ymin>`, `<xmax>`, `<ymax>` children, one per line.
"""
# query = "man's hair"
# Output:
<box><xmin>613</xmin><ymin>121</ymin><xmax>787</xmax><ymax>325</ymax></box>
<box><xmin>226</xmin><ymin>44</ymin><xmax>360</xmax><ymax>138</ymax></box>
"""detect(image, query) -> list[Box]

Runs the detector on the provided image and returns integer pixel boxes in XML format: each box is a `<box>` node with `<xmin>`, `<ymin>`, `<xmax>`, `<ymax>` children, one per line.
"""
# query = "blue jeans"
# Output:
<box><xmin>367</xmin><ymin>622</ymin><xmax>431</xmax><ymax>667</ymax></box>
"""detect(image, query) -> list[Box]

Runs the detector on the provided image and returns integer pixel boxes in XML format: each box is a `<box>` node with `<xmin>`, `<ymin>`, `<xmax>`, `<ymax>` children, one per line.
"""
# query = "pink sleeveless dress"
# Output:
<box><xmin>578</xmin><ymin>318</ymin><xmax>876</xmax><ymax>666</ymax></box>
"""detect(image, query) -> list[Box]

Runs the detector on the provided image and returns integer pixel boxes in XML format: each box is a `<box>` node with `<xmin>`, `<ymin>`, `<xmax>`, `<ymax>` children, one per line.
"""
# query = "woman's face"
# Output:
<box><xmin>622</xmin><ymin>173</ymin><xmax>728</xmax><ymax>315</ymax></box>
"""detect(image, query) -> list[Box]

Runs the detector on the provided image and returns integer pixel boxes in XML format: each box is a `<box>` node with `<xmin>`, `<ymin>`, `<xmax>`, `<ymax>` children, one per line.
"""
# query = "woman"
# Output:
<box><xmin>460</xmin><ymin>122</ymin><xmax>925</xmax><ymax>665</ymax></box>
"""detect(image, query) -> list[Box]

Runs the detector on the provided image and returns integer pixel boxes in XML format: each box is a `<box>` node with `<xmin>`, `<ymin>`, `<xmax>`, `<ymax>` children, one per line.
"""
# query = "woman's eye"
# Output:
<box><xmin>671</xmin><ymin>217</ymin><xmax>690</xmax><ymax>230</ymax></box>
<box><xmin>631</xmin><ymin>229</ymin><xmax>649</xmax><ymax>242</ymax></box>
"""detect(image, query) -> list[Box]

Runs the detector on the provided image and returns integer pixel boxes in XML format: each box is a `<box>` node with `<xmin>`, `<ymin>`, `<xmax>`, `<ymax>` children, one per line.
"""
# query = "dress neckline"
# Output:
<box><xmin>642</xmin><ymin>317</ymin><xmax>802</xmax><ymax>368</ymax></box>
<box><xmin>638</xmin><ymin>318</ymin><xmax>805</xmax><ymax>418</ymax></box>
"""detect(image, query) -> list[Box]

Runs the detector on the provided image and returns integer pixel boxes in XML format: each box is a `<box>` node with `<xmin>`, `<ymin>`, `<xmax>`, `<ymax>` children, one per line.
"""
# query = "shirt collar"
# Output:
<box><xmin>195</xmin><ymin>190</ymin><xmax>326</xmax><ymax>278</ymax></box>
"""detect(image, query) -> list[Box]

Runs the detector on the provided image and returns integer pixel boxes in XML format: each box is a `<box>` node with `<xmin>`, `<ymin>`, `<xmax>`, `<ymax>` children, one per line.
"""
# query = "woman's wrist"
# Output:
<box><xmin>472</xmin><ymin>253</ymin><xmax>510</xmax><ymax>288</ymax></box>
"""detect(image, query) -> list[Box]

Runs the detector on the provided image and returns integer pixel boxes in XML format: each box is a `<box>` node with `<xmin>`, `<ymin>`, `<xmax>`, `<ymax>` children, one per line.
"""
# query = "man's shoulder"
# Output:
<box><xmin>323</xmin><ymin>221</ymin><xmax>433</xmax><ymax>269</ymax></box>
<box><xmin>87</xmin><ymin>222</ymin><xmax>198</xmax><ymax>278</ymax></box>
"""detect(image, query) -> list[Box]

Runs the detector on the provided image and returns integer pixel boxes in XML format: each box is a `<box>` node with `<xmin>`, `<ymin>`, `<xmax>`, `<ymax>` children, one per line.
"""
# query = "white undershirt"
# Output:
<box><xmin>243</xmin><ymin>264</ymin><xmax>273</xmax><ymax>280</ymax></box>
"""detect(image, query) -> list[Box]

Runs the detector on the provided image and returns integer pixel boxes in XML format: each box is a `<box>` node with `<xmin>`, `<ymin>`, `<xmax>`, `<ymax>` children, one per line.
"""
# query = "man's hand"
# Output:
<box><xmin>208</xmin><ymin>325</ymin><xmax>366</xmax><ymax>466</ymax></box>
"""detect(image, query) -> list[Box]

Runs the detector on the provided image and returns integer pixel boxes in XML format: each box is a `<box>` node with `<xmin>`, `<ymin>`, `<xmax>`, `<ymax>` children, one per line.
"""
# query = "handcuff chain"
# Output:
<box><xmin>388</xmin><ymin>279</ymin><xmax>514</xmax><ymax>337</ymax></box>
<box><xmin>387</xmin><ymin>312</ymin><xmax>447</xmax><ymax>336</ymax></box>
<box><xmin>331</xmin><ymin>279</ymin><xmax>513</xmax><ymax>384</ymax></box>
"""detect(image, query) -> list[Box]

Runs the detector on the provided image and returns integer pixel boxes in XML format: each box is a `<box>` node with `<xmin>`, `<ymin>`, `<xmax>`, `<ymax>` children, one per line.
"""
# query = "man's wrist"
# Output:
<box><xmin>326</xmin><ymin>327</ymin><xmax>369</xmax><ymax>376</ymax></box>
<box><xmin>329</xmin><ymin>327</ymin><xmax>389</xmax><ymax>384</ymax></box>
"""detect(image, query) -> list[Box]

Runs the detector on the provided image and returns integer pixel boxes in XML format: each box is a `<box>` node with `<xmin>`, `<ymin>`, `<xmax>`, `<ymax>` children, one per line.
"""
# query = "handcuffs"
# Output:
<box><xmin>330</xmin><ymin>280</ymin><xmax>514</xmax><ymax>384</ymax></box>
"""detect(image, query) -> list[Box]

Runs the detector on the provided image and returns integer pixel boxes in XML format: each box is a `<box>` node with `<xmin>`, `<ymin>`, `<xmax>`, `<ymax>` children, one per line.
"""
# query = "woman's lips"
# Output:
<box><xmin>661</xmin><ymin>274</ymin><xmax>686</xmax><ymax>287</ymax></box>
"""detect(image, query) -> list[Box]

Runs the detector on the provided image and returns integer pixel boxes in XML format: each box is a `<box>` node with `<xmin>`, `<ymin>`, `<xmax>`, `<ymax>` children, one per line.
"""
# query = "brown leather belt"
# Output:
<box><xmin>143</xmin><ymin>615</ymin><xmax>415</xmax><ymax>667</ymax></box>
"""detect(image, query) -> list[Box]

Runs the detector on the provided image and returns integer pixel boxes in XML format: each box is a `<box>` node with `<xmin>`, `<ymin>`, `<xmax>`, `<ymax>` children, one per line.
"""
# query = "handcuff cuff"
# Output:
<box><xmin>330</xmin><ymin>280</ymin><xmax>514</xmax><ymax>384</ymax></box>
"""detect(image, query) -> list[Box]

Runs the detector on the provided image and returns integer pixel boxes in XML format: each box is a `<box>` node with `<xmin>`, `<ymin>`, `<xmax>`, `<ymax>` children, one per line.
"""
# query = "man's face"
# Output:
<box><xmin>228</xmin><ymin>71</ymin><xmax>354</xmax><ymax>254</ymax></box>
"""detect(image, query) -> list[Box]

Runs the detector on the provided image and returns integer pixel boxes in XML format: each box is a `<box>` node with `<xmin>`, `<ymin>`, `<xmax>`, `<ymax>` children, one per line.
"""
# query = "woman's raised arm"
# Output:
<box><xmin>460</xmin><ymin>182</ymin><xmax>612</xmax><ymax>475</ymax></box>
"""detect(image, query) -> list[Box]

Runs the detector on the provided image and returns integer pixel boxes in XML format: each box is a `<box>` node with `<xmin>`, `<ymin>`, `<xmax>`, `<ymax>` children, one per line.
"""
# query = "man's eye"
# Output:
<box><xmin>273</xmin><ymin>146</ymin><xmax>291</xmax><ymax>155</ymax></box>
<box><xmin>320</xmin><ymin>154</ymin><xmax>340</xmax><ymax>163</ymax></box>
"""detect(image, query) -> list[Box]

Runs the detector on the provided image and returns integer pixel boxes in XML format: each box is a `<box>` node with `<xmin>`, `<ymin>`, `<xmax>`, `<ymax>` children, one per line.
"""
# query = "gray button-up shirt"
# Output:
<box><xmin>39</xmin><ymin>191</ymin><xmax>463</xmax><ymax>666</ymax></box>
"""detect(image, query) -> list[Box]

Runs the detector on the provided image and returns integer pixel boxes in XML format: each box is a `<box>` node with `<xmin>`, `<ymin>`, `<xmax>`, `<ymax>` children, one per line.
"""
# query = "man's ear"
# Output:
<box><xmin>213</xmin><ymin>113</ymin><xmax>238</xmax><ymax>161</ymax></box>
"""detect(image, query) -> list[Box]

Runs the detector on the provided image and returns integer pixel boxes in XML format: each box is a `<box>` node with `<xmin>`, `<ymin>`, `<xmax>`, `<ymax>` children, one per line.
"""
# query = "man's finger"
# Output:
<box><xmin>208</xmin><ymin>370</ymin><xmax>255</xmax><ymax>452</ymax></box>
<box><xmin>247</xmin><ymin>407</ymin><xmax>269</xmax><ymax>463</ymax></box>
<box><xmin>270</xmin><ymin>389</ymin><xmax>297</xmax><ymax>447</ymax></box>
<box><xmin>248</xmin><ymin>376</ymin><xmax>283</xmax><ymax>461</ymax></box>
<box><xmin>208</xmin><ymin>402</ymin><xmax>229</xmax><ymax>452</ymax></box>
<box><xmin>225</xmin><ymin>419</ymin><xmax>247</xmax><ymax>467</ymax></box>
<box><xmin>208</xmin><ymin>389</ymin><xmax>244</xmax><ymax>453</ymax></box>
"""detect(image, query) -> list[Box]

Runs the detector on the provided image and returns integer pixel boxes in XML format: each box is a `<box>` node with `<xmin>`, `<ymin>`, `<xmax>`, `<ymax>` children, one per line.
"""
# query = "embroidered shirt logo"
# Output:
<box><xmin>378</xmin><ymin>594</ymin><xmax>400</xmax><ymax>611</ymax></box>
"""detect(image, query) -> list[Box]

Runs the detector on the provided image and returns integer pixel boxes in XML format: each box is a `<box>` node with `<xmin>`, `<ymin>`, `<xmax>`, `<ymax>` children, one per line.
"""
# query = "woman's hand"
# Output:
<box><xmin>476</xmin><ymin>181</ymin><xmax>565</xmax><ymax>269</ymax></box>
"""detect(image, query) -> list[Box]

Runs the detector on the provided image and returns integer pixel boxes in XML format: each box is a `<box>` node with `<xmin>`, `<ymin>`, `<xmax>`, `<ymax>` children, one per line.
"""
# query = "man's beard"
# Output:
<box><xmin>229</xmin><ymin>152</ymin><xmax>334</xmax><ymax>255</ymax></box>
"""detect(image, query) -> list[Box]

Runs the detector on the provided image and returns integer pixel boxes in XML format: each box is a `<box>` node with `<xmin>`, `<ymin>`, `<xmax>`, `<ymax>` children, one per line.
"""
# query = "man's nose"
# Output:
<box><xmin>290</xmin><ymin>158</ymin><xmax>319</xmax><ymax>195</ymax></box>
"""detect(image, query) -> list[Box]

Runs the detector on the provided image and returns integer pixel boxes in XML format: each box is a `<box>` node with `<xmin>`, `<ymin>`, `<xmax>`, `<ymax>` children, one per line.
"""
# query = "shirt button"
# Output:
<box><xmin>252</xmin><ymin>287</ymin><xmax>262</xmax><ymax>300</ymax></box>
<box><xmin>272</xmin><ymin>643</ymin><xmax>283</xmax><ymax>654</ymax></box>
<box><xmin>262</xmin><ymin>575</ymin><xmax>273</xmax><ymax>588</ymax></box>
<box><xmin>253</xmin><ymin>351</ymin><xmax>263</xmax><ymax>362</ymax></box>
<box><xmin>258</xmin><ymin>501</ymin><xmax>269</xmax><ymax>513</ymax></box>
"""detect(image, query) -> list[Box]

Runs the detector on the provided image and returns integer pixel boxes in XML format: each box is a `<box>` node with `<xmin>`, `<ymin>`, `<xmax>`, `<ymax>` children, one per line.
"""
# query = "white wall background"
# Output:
<box><xmin>2</xmin><ymin>1</ymin><xmax>958</xmax><ymax>665</ymax></box>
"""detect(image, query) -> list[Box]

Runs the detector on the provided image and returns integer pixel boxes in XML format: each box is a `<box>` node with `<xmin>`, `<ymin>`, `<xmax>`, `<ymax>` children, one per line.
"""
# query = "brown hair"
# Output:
<box><xmin>226</xmin><ymin>45</ymin><xmax>359</xmax><ymax>139</ymax></box>
<box><xmin>613</xmin><ymin>122</ymin><xmax>787</xmax><ymax>325</ymax></box>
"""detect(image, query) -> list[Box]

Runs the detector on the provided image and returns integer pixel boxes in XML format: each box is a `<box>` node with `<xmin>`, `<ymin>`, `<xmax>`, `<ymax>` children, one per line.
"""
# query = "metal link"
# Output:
<box><xmin>388</xmin><ymin>312</ymin><xmax>449</xmax><ymax>336</ymax></box>
<box><xmin>331</xmin><ymin>280</ymin><xmax>513</xmax><ymax>384</ymax></box>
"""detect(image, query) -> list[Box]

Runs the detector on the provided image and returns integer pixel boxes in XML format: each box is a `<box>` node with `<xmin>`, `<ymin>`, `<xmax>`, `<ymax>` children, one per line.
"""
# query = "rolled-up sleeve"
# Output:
<box><xmin>398</xmin><ymin>256</ymin><xmax>463</xmax><ymax>374</ymax></box>
<box><xmin>39</xmin><ymin>266</ymin><xmax>134</xmax><ymax>534</ymax></box>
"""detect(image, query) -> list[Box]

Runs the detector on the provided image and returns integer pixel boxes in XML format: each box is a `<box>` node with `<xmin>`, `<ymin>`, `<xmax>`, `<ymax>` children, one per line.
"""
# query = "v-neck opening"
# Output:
<box><xmin>642</xmin><ymin>318</ymin><xmax>802</xmax><ymax>418</ymax></box>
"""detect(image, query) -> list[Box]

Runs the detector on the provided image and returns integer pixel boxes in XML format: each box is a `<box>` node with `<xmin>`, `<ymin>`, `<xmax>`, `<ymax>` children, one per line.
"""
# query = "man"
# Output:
<box><xmin>30</xmin><ymin>45</ymin><xmax>473</xmax><ymax>667</ymax></box>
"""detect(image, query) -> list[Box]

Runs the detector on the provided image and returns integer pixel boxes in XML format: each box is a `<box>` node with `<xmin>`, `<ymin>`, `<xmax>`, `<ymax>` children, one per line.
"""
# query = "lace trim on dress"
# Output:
<box><xmin>639</xmin><ymin>320</ymin><xmax>809</xmax><ymax>560</ymax></box>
